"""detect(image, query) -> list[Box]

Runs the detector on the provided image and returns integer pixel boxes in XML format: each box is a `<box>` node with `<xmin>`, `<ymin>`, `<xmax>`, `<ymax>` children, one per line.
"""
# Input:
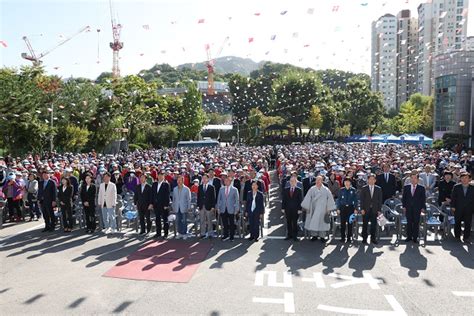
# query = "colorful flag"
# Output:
<box><xmin>270</xmin><ymin>35</ymin><xmax>276</xmax><ymax>40</ymax></box>
<box><xmin>0</xmin><ymin>40</ymin><xmax>7</xmax><ymax>48</ymax></box>
<box><xmin>280</xmin><ymin>10</ymin><xmax>288</xmax><ymax>15</ymax></box>
<box><xmin>254</xmin><ymin>13</ymin><xmax>261</xmax><ymax>16</ymax></box>
<box><xmin>248</xmin><ymin>37</ymin><xmax>254</xmax><ymax>43</ymax></box>
<box><xmin>142</xmin><ymin>24</ymin><xmax>150</xmax><ymax>30</ymax></box>
<box><xmin>198</xmin><ymin>19</ymin><xmax>205</xmax><ymax>24</ymax></box>
<box><xmin>307</xmin><ymin>8</ymin><xmax>314</xmax><ymax>14</ymax></box>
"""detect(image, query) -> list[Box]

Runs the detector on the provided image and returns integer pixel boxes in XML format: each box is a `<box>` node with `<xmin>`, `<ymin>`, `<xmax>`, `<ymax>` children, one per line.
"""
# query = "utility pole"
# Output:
<box><xmin>50</xmin><ymin>103</ymin><xmax>54</xmax><ymax>152</ymax></box>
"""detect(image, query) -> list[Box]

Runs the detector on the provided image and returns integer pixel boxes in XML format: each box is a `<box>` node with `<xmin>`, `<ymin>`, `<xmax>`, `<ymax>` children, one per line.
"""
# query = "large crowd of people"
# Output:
<box><xmin>0</xmin><ymin>142</ymin><xmax>473</xmax><ymax>244</ymax></box>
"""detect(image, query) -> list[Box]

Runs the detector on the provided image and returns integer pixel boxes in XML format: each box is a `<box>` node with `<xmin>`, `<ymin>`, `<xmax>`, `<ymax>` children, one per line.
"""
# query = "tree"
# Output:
<box><xmin>408</xmin><ymin>93</ymin><xmax>434</xmax><ymax>136</ymax></box>
<box><xmin>342</xmin><ymin>78</ymin><xmax>385</xmax><ymax>135</ymax></box>
<box><xmin>176</xmin><ymin>83</ymin><xmax>207</xmax><ymax>140</ymax></box>
<box><xmin>395</xmin><ymin>101</ymin><xmax>424</xmax><ymax>134</ymax></box>
<box><xmin>56</xmin><ymin>124</ymin><xmax>90</xmax><ymax>152</ymax></box>
<box><xmin>272</xmin><ymin>71</ymin><xmax>328</xmax><ymax>135</ymax></box>
<box><xmin>307</xmin><ymin>105</ymin><xmax>323</xmax><ymax>135</ymax></box>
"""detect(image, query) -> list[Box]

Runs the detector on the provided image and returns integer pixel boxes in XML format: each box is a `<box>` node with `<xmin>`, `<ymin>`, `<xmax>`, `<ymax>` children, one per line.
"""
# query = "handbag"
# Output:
<box><xmin>324</xmin><ymin>211</ymin><xmax>331</xmax><ymax>224</ymax></box>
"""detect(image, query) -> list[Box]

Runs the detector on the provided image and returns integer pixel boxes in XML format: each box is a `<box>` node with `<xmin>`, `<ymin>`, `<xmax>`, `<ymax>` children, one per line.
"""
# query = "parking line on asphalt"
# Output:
<box><xmin>317</xmin><ymin>294</ymin><xmax>407</xmax><ymax>315</ymax></box>
<box><xmin>253</xmin><ymin>292</ymin><xmax>295</xmax><ymax>313</ymax></box>
<box><xmin>452</xmin><ymin>291</ymin><xmax>474</xmax><ymax>297</ymax></box>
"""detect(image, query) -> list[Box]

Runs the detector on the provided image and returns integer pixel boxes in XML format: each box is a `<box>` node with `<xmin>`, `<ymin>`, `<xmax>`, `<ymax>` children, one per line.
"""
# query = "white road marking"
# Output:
<box><xmin>253</xmin><ymin>292</ymin><xmax>295</xmax><ymax>313</ymax></box>
<box><xmin>255</xmin><ymin>271</ymin><xmax>293</xmax><ymax>288</ymax></box>
<box><xmin>0</xmin><ymin>224</ymin><xmax>43</xmax><ymax>243</ymax></box>
<box><xmin>317</xmin><ymin>294</ymin><xmax>407</xmax><ymax>315</ymax></box>
<box><xmin>328</xmin><ymin>272</ymin><xmax>382</xmax><ymax>289</ymax></box>
<box><xmin>452</xmin><ymin>291</ymin><xmax>474</xmax><ymax>297</ymax></box>
<box><xmin>302</xmin><ymin>272</ymin><xmax>326</xmax><ymax>288</ymax></box>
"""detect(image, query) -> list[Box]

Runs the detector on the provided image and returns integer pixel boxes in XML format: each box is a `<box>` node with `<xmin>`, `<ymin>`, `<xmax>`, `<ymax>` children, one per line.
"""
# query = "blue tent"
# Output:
<box><xmin>344</xmin><ymin>133</ymin><xmax>433</xmax><ymax>146</ymax></box>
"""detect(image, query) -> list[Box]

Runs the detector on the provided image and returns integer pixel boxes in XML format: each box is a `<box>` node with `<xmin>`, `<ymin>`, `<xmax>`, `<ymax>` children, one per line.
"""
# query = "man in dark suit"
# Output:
<box><xmin>450</xmin><ymin>172</ymin><xmax>474</xmax><ymax>243</ymax></box>
<box><xmin>243</xmin><ymin>170</ymin><xmax>265</xmax><ymax>202</ymax></box>
<box><xmin>134</xmin><ymin>174</ymin><xmax>153</xmax><ymax>235</ymax></box>
<box><xmin>197</xmin><ymin>174</ymin><xmax>216</xmax><ymax>238</ymax></box>
<box><xmin>151</xmin><ymin>170</ymin><xmax>170</xmax><ymax>238</ymax></box>
<box><xmin>281</xmin><ymin>175</ymin><xmax>303</xmax><ymax>241</ymax></box>
<box><xmin>402</xmin><ymin>172</ymin><xmax>426</xmax><ymax>243</ymax></box>
<box><xmin>438</xmin><ymin>171</ymin><xmax>455</xmax><ymax>207</ymax></box>
<box><xmin>302</xmin><ymin>173</ymin><xmax>316</xmax><ymax>197</ymax></box>
<box><xmin>38</xmin><ymin>170</ymin><xmax>57</xmax><ymax>232</ymax></box>
<box><xmin>360</xmin><ymin>173</ymin><xmax>383</xmax><ymax>244</ymax></box>
<box><xmin>245</xmin><ymin>181</ymin><xmax>265</xmax><ymax>241</ymax></box>
<box><xmin>376</xmin><ymin>164</ymin><xmax>397</xmax><ymax>202</ymax></box>
<box><xmin>208</xmin><ymin>169</ymin><xmax>221</xmax><ymax>200</ymax></box>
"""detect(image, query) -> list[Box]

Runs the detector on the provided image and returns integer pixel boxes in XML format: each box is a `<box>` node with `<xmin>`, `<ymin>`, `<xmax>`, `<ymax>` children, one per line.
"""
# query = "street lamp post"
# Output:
<box><xmin>459</xmin><ymin>121</ymin><xmax>465</xmax><ymax>148</ymax></box>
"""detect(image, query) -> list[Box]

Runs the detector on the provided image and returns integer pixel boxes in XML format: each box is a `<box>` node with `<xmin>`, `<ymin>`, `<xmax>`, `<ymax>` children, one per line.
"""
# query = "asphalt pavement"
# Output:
<box><xmin>0</xmin><ymin>173</ymin><xmax>473</xmax><ymax>315</ymax></box>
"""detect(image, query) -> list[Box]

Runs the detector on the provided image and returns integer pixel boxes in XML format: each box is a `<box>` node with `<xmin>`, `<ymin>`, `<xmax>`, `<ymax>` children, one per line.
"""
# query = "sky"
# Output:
<box><xmin>1</xmin><ymin>0</ymin><xmax>473</xmax><ymax>80</ymax></box>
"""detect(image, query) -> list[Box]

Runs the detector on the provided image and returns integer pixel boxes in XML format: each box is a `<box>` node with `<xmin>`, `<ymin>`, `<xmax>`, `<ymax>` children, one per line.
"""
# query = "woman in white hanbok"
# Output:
<box><xmin>301</xmin><ymin>176</ymin><xmax>337</xmax><ymax>242</ymax></box>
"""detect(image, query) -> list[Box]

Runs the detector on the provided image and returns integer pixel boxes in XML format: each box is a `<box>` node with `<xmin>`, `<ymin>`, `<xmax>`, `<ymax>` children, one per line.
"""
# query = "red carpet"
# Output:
<box><xmin>103</xmin><ymin>240</ymin><xmax>212</xmax><ymax>283</ymax></box>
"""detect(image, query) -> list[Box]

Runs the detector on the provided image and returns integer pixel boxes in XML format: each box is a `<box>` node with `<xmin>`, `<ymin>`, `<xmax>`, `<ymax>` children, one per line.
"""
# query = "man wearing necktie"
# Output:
<box><xmin>134</xmin><ymin>174</ymin><xmax>153</xmax><ymax>235</ymax></box>
<box><xmin>281</xmin><ymin>175</ymin><xmax>303</xmax><ymax>241</ymax></box>
<box><xmin>217</xmin><ymin>177</ymin><xmax>240</xmax><ymax>241</ymax></box>
<box><xmin>151</xmin><ymin>170</ymin><xmax>171</xmax><ymax>239</ymax></box>
<box><xmin>245</xmin><ymin>181</ymin><xmax>265</xmax><ymax>241</ymax></box>
<box><xmin>197</xmin><ymin>174</ymin><xmax>216</xmax><ymax>238</ymax></box>
<box><xmin>450</xmin><ymin>172</ymin><xmax>474</xmax><ymax>243</ymax></box>
<box><xmin>402</xmin><ymin>171</ymin><xmax>426</xmax><ymax>243</ymax></box>
<box><xmin>37</xmin><ymin>170</ymin><xmax>57</xmax><ymax>232</ymax></box>
<box><xmin>376</xmin><ymin>164</ymin><xmax>397</xmax><ymax>202</ymax></box>
<box><xmin>360</xmin><ymin>174</ymin><xmax>383</xmax><ymax>244</ymax></box>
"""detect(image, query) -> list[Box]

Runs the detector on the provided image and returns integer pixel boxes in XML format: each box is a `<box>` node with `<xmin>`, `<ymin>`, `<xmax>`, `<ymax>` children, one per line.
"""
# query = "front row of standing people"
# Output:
<box><xmin>35</xmin><ymin>169</ymin><xmax>472</xmax><ymax>244</ymax></box>
<box><xmin>282</xmin><ymin>172</ymin><xmax>472</xmax><ymax>244</ymax></box>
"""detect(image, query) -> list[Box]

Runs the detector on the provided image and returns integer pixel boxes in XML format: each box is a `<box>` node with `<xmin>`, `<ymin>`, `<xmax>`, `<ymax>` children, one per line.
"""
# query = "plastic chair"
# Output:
<box><xmin>331</xmin><ymin>210</ymin><xmax>341</xmax><ymax>239</ymax></box>
<box><xmin>378</xmin><ymin>205</ymin><xmax>397</xmax><ymax>240</ymax></box>
<box><xmin>423</xmin><ymin>204</ymin><xmax>443</xmax><ymax>242</ymax></box>
<box><xmin>384</xmin><ymin>198</ymin><xmax>402</xmax><ymax>210</ymax></box>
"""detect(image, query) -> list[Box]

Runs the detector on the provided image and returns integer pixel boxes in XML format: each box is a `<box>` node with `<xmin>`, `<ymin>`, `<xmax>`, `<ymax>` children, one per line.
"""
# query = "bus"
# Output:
<box><xmin>177</xmin><ymin>139</ymin><xmax>219</xmax><ymax>148</ymax></box>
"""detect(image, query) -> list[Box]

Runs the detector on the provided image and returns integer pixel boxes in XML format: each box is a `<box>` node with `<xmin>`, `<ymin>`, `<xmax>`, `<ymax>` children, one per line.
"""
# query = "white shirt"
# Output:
<box><xmin>157</xmin><ymin>181</ymin><xmax>163</xmax><ymax>193</ymax></box>
<box><xmin>251</xmin><ymin>192</ymin><xmax>257</xmax><ymax>212</ymax></box>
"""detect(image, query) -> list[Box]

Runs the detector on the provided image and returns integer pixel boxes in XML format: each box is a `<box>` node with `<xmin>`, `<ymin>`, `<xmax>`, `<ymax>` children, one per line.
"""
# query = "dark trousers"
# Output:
<box><xmin>154</xmin><ymin>206</ymin><xmax>169</xmax><ymax>236</ymax></box>
<box><xmin>221</xmin><ymin>210</ymin><xmax>235</xmax><ymax>239</ymax></box>
<box><xmin>61</xmin><ymin>204</ymin><xmax>73</xmax><ymax>229</ymax></box>
<box><xmin>84</xmin><ymin>205</ymin><xmax>96</xmax><ymax>231</ymax></box>
<box><xmin>41</xmin><ymin>202</ymin><xmax>55</xmax><ymax>230</ymax></box>
<box><xmin>7</xmin><ymin>198</ymin><xmax>21</xmax><ymax>219</ymax></box>
<box><xmin>285</xmin><ymin>209</ymin><xmax>299</xmax><ymax>238</ymax></box>
<box><xmin>139</xmin><ymin>208</ymin><xmax>151</xmax><ymax>233</ymax></box>
<box><xmin>406</xmin><ymin>208</ymin><xmax>421</xmax><ymax>240</ymax></box>
<box><xmin>362</xmin><ymin>208</ymin><xmax>377</xmax><ymax>241</ymax></box>
<box><xmin>340</xmin><ymin>205</ymin><xmax>354</xmax><ymax>240</ymax></box>
<box><xmin>248</xmin><ymin>211</ymin><xmax>261</xmax><ymax>239</ymax></box>
<box><xmin>27</xmin><ymin>194</ymin><xmax>41</xmax><ymax>218</ymax></box>
<box><xmin>454</xmin><ymin>208</ymin><xmax>472</xmax><ymax>240</ymax></box>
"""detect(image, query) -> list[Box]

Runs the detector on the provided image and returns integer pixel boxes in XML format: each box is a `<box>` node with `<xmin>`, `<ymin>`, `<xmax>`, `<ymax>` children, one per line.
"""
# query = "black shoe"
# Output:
<box><xmin>346</xmin><ymin>238</ymin><xmax>352</xmax><ymax>243</ymax></box>
<box><xmin>284</xmin><ymin>236</ymin><xmax>292</xmax><ymax>241</ymax></box>
<box><xmin>320</xmin><ymin>238</ymin><xmax>327</xmax><ymax>243</ymax></box>
<box><xmin>413</xmin><ymin>239</ymin><xmax>418</xmax><ymax>244</ymax></box>
<box><xmin>41</xmin><ymin>228</ymin><xmax>49</xmax><ymax>233</ymax></box>
<box><xmin>293</xmin><ymin>237</ymin><xmax>299</xmax><ymax>242</ymax></box>
<box><xmin>247</xmin><ymin>237</ymin><xmax>254</xmax><ymax>241</ymax></box>
<box><xmin>362</xmin><ymin>240</ymin><xmax>368</xmax><ymax>244</ymax></box>
<box><xmin>229</xmin><ymin>238</ymin><xmax>234</xmax><ymax>242</ymax></box>
<box><xmin>340</xmin><ymin>238</ymin><xmax>346</xmax><ymax>243</ymax></box>
<box><xmin>455</xmin><ymin>236</ymin><xmax>462</xmax><ymax>242</ymax></box>
<box><xmin>254</xmin><ymin>238</ymin><xmax>259</xmax><ymax>242</ymax></box>
<box><xmin>372</xmin><ymin>240</ymin><xmax>378</xmax><ymax>245</ymax></box>
<box><xmin>154</xmin><ymin>234</ymin><xmax>161</xmax><ymax>239</ymax></box>
<box><xmin>463</xmin><ymin>238</ymin><xmax>471</xmax><ymax>244</ymax></box>
<box><xmin>311</xmin><ymin>236</ymin><xmax>318</xmax><ymax>242</ymax></box>
<box><xmin>404</xmin><ymin>238</ymin><xmax>412</xmax><ymax>242</ymax></box>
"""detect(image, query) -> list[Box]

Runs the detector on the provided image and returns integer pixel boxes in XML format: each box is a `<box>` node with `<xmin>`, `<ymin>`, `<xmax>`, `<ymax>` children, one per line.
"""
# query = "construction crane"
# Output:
<box><xmin>205</xmin><ymin>36</ymin><xmax>229</xmax><ymax>95</ymax></box>
<box><xmin>109</xmin><ymin>0</ymin><xmax>123</xmax><ymax>79</ymax></box>
<box><xmin>21</xmin><ymin>26</ymin><xmax>90</xmax><ymax>66</ymax></box>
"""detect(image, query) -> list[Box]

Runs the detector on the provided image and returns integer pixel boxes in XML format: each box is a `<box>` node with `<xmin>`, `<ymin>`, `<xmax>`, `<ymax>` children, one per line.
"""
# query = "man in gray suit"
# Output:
<box><xmin>217</xmin><ymin>177</ymin><xmax>240</xmax><ymax>241</ymax></box>
<box><xmin>359</xmin><ymin>173</ymin><xmax>383</xmax><ymax>245</ymax></box>
<box><xmin>172</xmin><ymin>175</ymin><xmax>191</xmax><ymax>239</ymax></box>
